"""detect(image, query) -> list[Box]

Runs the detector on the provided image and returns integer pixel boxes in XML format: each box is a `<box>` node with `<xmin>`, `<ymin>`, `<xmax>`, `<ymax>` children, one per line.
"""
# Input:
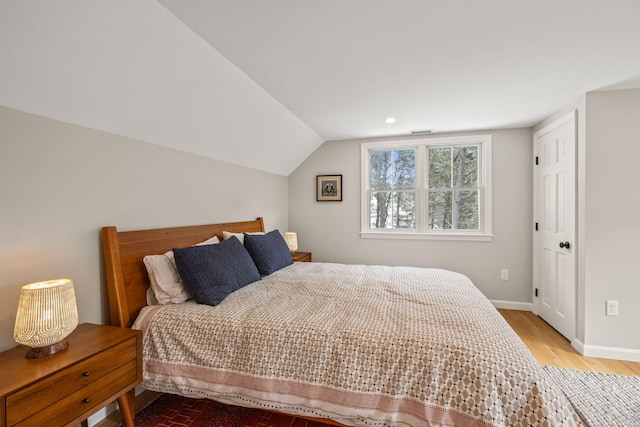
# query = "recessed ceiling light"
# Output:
<box><xmin>385</xmin><ymin>117</ymin><xmax>397</xmax><ymax>124</ymax></box>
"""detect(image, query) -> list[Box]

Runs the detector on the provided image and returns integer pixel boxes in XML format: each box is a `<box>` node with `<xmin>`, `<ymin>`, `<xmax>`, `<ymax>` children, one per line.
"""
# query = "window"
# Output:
<box><xmin>361</xmin><ymin>135</ymin><xmax>492</xmax><ymax>241</ymax></box>
<box><xmin>369</xmin><ymin>148</ymin><xmax>416</xmax><ymax>229</ymax></box>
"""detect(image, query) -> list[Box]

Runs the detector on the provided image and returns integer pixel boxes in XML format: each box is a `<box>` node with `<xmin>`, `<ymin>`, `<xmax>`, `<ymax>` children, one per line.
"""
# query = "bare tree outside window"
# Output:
<box><xmin>428</xmin><ymin>145</ymin><xmax>479</xmax><ymax>230</ymax></box>
<box><xmin>363</xmin><ymin>136</ymin><xmax>490</xmax><ymax>238</ymax></box>
<box><xmin>369</xmin><ymin>149</ymin><xmax>416</xmax><ymax>229</ymax></box>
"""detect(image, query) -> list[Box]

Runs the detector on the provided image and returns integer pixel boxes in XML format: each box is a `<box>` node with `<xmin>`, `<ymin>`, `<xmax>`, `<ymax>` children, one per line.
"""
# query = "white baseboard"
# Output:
<box><xmin>490</xmin><ymin>300</ymin><xmax>533</xmax><ymax>311</ymax></box>
<box><xmin>573</xmin><ymin>339</ymin><xmax>640</xmax><ymax>363</ymax></box>
<box><xmin>490</xmin><ymin>303</ymin><xmax>640</xmax><ymax>362</ymax></box>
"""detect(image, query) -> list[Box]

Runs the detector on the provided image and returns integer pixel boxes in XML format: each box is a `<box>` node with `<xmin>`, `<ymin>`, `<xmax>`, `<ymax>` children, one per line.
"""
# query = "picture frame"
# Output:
<box><xmin>316</xmin><ymin>174</ymin><xmax>342</xmax><ymax>202</ymax></box>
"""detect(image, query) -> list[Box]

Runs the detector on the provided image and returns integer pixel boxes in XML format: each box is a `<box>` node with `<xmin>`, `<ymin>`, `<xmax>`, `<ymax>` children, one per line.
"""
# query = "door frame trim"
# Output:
<box><xmin>532</xmin><ymin>110</ymin><xmax>577</xmax><ymax>340</ymax></box>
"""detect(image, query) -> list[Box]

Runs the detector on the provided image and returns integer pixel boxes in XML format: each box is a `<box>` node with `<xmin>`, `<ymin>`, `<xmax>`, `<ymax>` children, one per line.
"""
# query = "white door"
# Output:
<box><xmin>533</xmin><ymin>111</ymin><xmax>576</xmax><ymax>341</ymax></box>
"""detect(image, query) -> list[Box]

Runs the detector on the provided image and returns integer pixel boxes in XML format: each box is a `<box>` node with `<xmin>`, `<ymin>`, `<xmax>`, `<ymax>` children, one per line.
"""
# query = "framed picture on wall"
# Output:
<box><xmin>316</xmin><ymin>174</ymin><xmax>342</xmax><ymax>202</ymax></box>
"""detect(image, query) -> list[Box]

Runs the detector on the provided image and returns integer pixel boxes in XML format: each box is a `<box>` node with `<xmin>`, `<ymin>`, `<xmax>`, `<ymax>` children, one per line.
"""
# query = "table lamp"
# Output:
<box><xmin>284</xmin><ymin>232</ymin><xmax>298</xmax><ymax>254</ymax></box>
<box><xmin>14</xmin><ymin>278</ymin><xmax>78</xmax><ymax>358</ymax></box>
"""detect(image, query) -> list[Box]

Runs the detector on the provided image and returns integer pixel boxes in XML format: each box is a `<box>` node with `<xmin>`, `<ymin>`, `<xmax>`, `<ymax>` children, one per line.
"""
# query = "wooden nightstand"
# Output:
<box><xmin>0</xmin><ymin>323</ymin><xmax>142</xmax><ymax>427</ymax></box>
<box><xmin>292</xmin><ymin>251</ymin><xmax>312</xmax><ymax>262</ymax></box>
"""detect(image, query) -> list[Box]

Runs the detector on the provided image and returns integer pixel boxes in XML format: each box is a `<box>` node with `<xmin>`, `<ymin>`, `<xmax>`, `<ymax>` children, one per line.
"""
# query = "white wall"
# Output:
<box><xmin>288</xmin><ymin>128</ymin><xmax>534</xmax><ymax>305</ymax></box>
<box><xmin>0</xmin><ymin>106</ymin><xmax>288</xmax><ymax>353</ymax></box>
<box><xmin>584</xmin><ymin>89</ymin><xmax>640</xmax><ymax>351</ymax></box>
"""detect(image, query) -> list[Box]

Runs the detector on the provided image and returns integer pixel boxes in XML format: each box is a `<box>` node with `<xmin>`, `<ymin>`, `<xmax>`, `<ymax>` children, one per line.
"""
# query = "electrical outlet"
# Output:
<box><xmin>500</xmin><ymin>269</ymin><xmax>509</xmax><ymax>280</ymax></box>
<box><xmin>606</xmin><ymin>300</ymin><xmax>619</xmax><ymax>316</ymax></box>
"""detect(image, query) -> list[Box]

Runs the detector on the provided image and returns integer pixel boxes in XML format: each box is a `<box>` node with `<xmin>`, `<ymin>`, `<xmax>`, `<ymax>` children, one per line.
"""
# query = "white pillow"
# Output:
<box><xmin>143</xmin><ymin>235</ymin><xmax>219</xmax><ymax>305</ymax></box>
<box><xmin>222</xmin><ymin>231</ymin><xmax>264</xmax><ymax>244</ymax></box>
<box><xmin>146</xmin><ymin>287</ymin><xmax>159</xmax><ymax>306</ymax></box>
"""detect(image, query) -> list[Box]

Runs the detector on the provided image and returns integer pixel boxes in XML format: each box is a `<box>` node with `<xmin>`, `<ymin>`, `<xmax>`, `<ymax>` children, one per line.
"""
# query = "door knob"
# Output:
<box><xmin>559</xmin><ymin>241</ymin><xmax>571</xmax><ymax>249</ymax></box>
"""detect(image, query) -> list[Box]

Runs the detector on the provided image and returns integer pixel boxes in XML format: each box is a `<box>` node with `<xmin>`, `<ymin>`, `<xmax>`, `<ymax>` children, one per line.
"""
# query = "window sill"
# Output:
<box><xmin>360</xmin><ymin>231</ymin><xmax>493</xmax><ymax>242</ymax></box>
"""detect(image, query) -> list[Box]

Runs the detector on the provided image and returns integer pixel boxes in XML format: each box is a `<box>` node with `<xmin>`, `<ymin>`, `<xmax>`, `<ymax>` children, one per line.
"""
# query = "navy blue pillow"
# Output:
<box><xmin>173</xmin><ymin>236</ymin><xmax>260</xmax><ymax>306</ymax></box>
<box><xmin>244</xmin><ymin>230</ymin><xmax>293</xmax><ymax>276</ymax></box>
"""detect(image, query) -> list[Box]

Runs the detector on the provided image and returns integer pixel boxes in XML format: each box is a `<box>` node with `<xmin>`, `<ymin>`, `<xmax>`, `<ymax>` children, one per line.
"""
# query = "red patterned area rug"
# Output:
<box><xmin>119</xmin><ymin>393</ymin><xmax>337</xmax><ymax>427</ymax></box>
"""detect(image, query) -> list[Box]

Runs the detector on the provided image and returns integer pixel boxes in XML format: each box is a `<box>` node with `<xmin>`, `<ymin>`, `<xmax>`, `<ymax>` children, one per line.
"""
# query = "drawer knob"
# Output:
<box><xmin>82</xmin><ymin>397</ymin><xmax>91</xmax><ymax>404</ymax></box>
<box><xmin>82</xmin><ymin>371</ymin><xmax>91</xmax><ymax>377</ymax></box>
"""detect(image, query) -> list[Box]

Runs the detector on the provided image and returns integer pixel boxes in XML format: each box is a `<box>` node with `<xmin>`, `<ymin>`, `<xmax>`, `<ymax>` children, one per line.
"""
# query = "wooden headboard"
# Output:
<box><xmin>101</xmin><ymin>217</ymin><xmax>265</xmax><ymax>328</ymax></box>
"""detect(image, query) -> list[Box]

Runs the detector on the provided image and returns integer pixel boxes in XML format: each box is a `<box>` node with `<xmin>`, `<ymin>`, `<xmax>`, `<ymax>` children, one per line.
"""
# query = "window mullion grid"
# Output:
<box><xmin>449</xmin><ymin>147</ymin><xmax>460</xmax><ymax>230</ymax></box>
<box><xmin>390</xmin><ymin>150</ymin><xmax>397</xmax><ymax>229</ymax></box>
<box><xmin>362</xmin><ymin>136</ymin><xmax>490</xmax><ymax>237</ymax></box>
<box><xmin>417</xmin><ymin>145</ymin><xmax>426</xmax><ymax>232</ymax></box>
<box><xmin>391</xmin><ymin>148</ymin><xmax>416</xmax><ymax>230</ymax></box>
<box><xmin>477</xmin><ymin>144</ymin><xmax>483</xmax><ymax>232</ymax></box>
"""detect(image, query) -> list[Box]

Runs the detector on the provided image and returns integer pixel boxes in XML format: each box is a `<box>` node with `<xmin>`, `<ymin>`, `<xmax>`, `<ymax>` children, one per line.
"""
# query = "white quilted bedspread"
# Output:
<box><xmin>133</xmin><ymin>262</ymin><xmax>581</xmax><ymax>426</ymax></box>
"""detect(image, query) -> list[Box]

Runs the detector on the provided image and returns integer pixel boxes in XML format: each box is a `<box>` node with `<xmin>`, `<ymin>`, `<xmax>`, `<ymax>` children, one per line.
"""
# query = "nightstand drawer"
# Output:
<box><xmin>6</xmin><ymin>337</ymin><xmax>136</xmax><ymax>426</ymax></box>
<box><xmin>12</xmin><ymin>359</ymin><xmax>138</xmax><ymax>427</ymax></box>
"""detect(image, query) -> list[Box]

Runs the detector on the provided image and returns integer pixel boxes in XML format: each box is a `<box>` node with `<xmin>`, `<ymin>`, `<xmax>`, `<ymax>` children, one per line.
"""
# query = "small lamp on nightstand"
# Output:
<box><xmin>284</xmin><ymin>232</ymin><xmax>298</xmax><ymax>254</ymax></box>
<box><xmin>14</xmin><ymin>278</ymin><xmax>78</xmax><ymax>359</ymax></box>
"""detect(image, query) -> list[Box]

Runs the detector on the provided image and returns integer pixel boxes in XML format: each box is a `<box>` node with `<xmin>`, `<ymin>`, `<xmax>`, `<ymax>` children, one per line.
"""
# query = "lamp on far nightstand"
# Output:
<box><xmin>284</xmin><ymin>232</ymin><xmax>298</xmax><ymax>254</ymax></box>
<box><xmin>14</xmin><ymin>278</ymin><xmax>78</xmax><ymax>359</ymax></box>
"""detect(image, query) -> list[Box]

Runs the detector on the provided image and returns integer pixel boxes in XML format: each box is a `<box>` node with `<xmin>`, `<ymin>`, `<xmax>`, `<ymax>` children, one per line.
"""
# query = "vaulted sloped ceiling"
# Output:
<box><xmin>0</xmin><ymin>1</ymin><xmax>323</xmax><ymax>176</ymax></box>
<box><xmin>2</xmin><ymin>1</ymin><xmax>640</xmax><ymax>175</ymax></box>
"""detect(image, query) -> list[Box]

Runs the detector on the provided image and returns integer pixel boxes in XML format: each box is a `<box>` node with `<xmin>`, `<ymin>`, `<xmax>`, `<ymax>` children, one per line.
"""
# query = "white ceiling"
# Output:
<box><xmin>159</xmin><ymin>0</ymin><xmax>640</xmax><ymax>140</ymax></box>
<box><xmin>2</xmin><ymin>1</ymin><xmax>640</xmax><ymax>175</ymax></box>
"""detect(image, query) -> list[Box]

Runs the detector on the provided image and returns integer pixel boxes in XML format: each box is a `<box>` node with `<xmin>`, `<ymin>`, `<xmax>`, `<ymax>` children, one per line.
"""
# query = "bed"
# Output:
<box><xmin>102</xmin><ymin>217</ymin><xmax>582</xmax><ymax>427</ymax></box>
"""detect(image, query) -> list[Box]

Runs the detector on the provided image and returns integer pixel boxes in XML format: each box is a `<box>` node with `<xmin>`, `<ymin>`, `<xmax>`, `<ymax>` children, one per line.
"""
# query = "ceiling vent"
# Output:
<box><xmin>410</xmin><ymin>129</ymin><xmax>434</xmax><ymax>135</ymax></box>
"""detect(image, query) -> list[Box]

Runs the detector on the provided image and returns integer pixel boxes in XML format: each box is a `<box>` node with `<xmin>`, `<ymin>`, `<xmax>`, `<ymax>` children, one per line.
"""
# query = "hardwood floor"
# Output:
<box><xmin>498</xmin><ymin>309</ymin><xmax>640</xmax><ymax>376</ymax></box>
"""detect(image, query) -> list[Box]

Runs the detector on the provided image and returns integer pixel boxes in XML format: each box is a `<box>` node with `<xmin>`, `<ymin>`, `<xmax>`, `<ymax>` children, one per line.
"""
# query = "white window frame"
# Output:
<box><xmin>360</xmin><ymin>135</ymin><xmax>493</xmax><ymax>241</ymax></box>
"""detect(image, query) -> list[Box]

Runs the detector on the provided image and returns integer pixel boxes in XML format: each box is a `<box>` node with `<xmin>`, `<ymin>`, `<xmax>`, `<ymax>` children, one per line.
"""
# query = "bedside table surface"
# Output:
<box><xmin>0</xmin><ymin>323</ymin><xmax>141</xmax><ymax>427</ymax></box>
<box><xmin>0</xmin><ymin>323</ymin><xmax>139</xmax><ymax>396</ymax></box>
<box><xmin>292</xmin><ymin>251</ymin><xmax>312</xmax><ymax>262</ymax></box>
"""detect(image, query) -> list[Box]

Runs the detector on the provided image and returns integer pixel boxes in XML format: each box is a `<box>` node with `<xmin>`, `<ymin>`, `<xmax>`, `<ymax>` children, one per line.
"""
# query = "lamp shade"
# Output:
<box><xmin>284</xmin><ymin>232</ymin><xmax>298</xmax><ymax>253</ymax></box>
<box><xmin>14</xmin><ymin>278</ymin><xmax>78</xmax><ymax>358</ymax></box>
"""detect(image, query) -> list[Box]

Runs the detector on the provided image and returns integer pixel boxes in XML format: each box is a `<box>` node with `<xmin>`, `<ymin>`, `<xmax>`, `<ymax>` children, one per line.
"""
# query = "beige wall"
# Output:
<box><xmin>0</xmin><ymin>106</ymin><xmax>288</xmax><ymax>352</ymax></box>
<box><xmin>288</xmin><ymin>128</ymin><xmax>534</xmax><ymax>305</ymax></box>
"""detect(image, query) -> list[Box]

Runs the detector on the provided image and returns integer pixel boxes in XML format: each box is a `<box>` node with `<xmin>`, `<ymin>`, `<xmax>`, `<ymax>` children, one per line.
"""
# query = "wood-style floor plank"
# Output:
<box><xmin>498</xmin><ymin>309</ymin><xmax>640</xmax><ymax>376</ymax></box>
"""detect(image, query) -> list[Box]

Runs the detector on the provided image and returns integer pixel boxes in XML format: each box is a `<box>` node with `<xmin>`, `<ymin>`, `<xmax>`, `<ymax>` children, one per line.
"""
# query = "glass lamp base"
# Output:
<box><xmin>25</xmin><ymin>338</ymin><xmax>69</xmax><ymax>359</ymax></box>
